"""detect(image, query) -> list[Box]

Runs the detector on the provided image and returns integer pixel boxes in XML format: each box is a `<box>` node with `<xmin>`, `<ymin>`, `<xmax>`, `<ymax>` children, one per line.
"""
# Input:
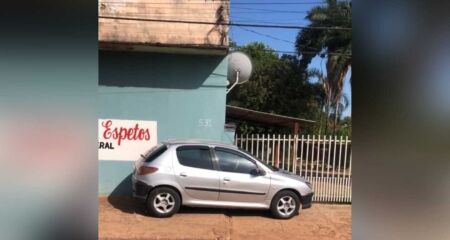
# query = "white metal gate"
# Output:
<box><xmin>234</xmin><ymin>134</ymin><xmax>352</xmax><ymax>203</ymax></box>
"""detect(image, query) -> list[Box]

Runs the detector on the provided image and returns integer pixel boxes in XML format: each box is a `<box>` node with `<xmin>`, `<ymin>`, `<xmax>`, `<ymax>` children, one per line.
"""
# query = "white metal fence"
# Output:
<box><xmin>234</xmin><ymin>134</ymin><xmax>352</xmax><ymax>203</ymax></box>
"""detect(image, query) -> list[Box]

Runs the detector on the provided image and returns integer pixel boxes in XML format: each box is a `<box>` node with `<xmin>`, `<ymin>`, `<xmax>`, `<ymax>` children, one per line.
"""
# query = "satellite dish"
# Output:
<box><xmin>226</xmin><ymin>51</ymin><xmax>253</xmax><ymax>93</ymax></box>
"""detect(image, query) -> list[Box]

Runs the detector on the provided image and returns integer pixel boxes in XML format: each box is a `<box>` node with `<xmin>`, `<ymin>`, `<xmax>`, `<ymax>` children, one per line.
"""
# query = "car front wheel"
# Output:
<box><xmin>147</xmin><ymin>187</ymin><xmax>181</xmax><ymax>218</ymax></box>
<box><xmin>270</xmin><ymin>190</ymin><xmax>300</xmax><ymax>219</ymax></box>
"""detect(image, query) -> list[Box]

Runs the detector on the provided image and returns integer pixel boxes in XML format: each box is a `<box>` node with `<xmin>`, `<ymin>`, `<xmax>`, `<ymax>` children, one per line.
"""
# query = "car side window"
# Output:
<box><xmin>215</xmin><ymin>148</ymin><xmax>257</xmax><ymax>174</ymax></box>
<box><xmin>176</xmin><ymin>146</ymin><xmax>214</xmax><ymax>170</ymax></box>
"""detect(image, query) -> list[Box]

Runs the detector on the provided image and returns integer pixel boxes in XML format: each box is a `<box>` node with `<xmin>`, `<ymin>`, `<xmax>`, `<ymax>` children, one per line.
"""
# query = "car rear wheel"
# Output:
<box><xmin>147</xmin><ymin>187</ymin><xmax>181</xmax><ymax>218</ymax></box>
<box><xmin>270</xmin><ymin>190</ymin><xmax>300</xmax><ymax>219</ymax></box>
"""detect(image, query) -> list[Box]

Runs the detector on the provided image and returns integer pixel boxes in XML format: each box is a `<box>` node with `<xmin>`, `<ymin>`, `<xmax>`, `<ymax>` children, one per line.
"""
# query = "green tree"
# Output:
<box><xmin>335</xmin><ymin>116</ymin><xmax>351</xmax><ymax>137</ymax></box>
<box><xmin>296</xmin><ymin>0</ymin><xmax>351</xmax><ymax>134</ymax></box>
<box><xmin>228</xmin><ymin>42</ymin><xmax>324</xmax><ymax>134</ymax></box>
<box><xmin>307</xmin><ymin>68</ymin><xmax>331</xmax><ymax>135</ymax></box>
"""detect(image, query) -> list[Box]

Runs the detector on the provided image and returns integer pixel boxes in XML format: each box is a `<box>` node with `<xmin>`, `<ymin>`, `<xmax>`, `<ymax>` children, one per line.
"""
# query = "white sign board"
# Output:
<box><xmin>98</xmin><ymin>119</ymin><xmax>157</xmax><ymax>161</ymax></box>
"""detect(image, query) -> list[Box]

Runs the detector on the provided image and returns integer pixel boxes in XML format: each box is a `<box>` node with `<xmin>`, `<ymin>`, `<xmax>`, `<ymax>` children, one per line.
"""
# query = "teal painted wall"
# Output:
<box><xmin>99</xmin><ymin>51</ymin><xmax>228</xmax><ymax>195</ymax></box>
<box><xmin>221</xmin><ymin>128</ymin><xmax>236</xmax><ymax>144</ymax></box>
<box><xmin>99</xmin><ymin>161</ymin><xmax>134</xmax><ymax>195</ymax></box>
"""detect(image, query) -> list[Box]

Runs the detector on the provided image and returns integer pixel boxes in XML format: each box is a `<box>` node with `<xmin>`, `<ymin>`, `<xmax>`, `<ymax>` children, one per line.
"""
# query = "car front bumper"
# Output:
<box><xmin>301</xmin><ymin>192</ymin><xmax>314</xmax><ymax>209</ymax></box>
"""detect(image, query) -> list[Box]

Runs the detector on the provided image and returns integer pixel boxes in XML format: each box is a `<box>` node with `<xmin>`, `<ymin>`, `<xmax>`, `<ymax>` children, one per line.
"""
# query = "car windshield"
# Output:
<box><xmin>241</xmin><ymin>149</ymin><xmax>279</xmax><ymax>171</ymax></box>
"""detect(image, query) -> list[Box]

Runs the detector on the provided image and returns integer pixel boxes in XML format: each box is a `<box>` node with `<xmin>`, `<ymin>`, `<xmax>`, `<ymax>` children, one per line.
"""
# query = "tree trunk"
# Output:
<box><xmin>324</xmin><ymin>103</ymin><xmax>330</xmax><ymax>135</ymax></box>
<box><xmin>333</xmin><ymin>103</ymin><xmax>340</xmax><ymax>135</ymax></box>
<box><xmin>318</xmin><ymin>101</ymin><xmax>324</xmax><ymax>135</ymax></box>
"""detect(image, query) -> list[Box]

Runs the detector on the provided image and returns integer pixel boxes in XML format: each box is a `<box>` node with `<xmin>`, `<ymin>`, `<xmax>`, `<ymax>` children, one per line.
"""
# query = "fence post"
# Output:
<box><xmin>274</xmin><ymin>138</ymin><xmax>279</xmax><ymax>168</ymax></box>
<box><xmin>235</xmin><ymin>133</ymin><xmax>351</xmax><ymax>203</ymax></box>
<box><xmin>316</xmin><ymin>135</ymin><xmax>321</xmax><ymax>201</ymax></box>
<box><xmin>245</xmin><ymin>134</ymin><xmax>249</xmax><ymax>151</ymax></box>
<box><xmin>332</xmin><ymin>135</ymin><xmax>337</xmax><ymax>202</ymax></box>
<box><xmin>282</xmin><ymin>134</ymin><xmax>286</xmax><ymax>170</ymax></box>
<box><xmin>261</xmin><ymin>134</ymin><xmax>265</xmax><ymax>161</ymax></box>
<box><xmin>311</xmin><ymin>135</ymin><xmax>315</xmax><ymax>178</ymax></box>
<box><xmin>271</xmin><ymin>133</ymin><xmax>276</xmax><ymax>166</ymax></box>
<box><xmin>287</xmin><ymin>135</ymin><xmax>291</xmax><ymax>172</ymax></box>
<box><xmin>299</xmin><ymin>135</ymin><xmax>304</xmax><ymax>176</ymax></box>
<box><xmin>251</xmin><ymin>134</ymin><xmax>254</xmax><ymax>155</ymax></box>
<box><xmin>256</xmin><ymin>134</ymin><xmax>260</xmax><ymax>158</ymax></box>
<box><xmin>305</xmin><ymin>135</ymin><xmax>309</xmax><ymax>178</ymax></box>
<box><xmin>292</xmin><ymin>134</ymin><xmax>298</xmax><ymax>174</ymax></box>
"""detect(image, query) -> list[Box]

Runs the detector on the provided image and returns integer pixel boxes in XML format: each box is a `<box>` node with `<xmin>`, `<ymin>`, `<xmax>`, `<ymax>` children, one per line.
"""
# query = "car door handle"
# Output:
<box><xmin>180</xmin><ymin>172</ymin><xmax>187</xmax><ymax>177</ymax></box>
<box><xmin>223</xmin><ymin>177</ymin><xmax>231</xmax><ymax>181</ymax></box>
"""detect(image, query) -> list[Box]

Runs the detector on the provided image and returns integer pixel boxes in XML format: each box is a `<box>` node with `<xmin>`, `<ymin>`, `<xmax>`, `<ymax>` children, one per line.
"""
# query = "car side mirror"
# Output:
<box><xmin>250</xmin><ymin>168</ymin><xmax>265</xmax><ymax>176</ymax></box>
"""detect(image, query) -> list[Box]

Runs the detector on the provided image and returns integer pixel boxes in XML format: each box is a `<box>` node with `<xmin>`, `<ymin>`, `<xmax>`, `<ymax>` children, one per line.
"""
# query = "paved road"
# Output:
<box><xmin>99</xmin><ymin>197</ymin><xmax>351</xmax><ymax>240</ymax></box>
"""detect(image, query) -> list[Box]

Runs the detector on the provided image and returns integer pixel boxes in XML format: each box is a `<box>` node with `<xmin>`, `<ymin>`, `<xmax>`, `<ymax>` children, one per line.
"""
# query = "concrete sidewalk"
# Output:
<box><xmin>99</xmin><ymin>197</ymin><xmax>351</xmax><ymax>240</ymax></box>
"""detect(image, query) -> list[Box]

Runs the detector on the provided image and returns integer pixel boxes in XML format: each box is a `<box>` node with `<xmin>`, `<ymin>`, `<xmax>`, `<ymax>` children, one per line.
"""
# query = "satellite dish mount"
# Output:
<box><xmin>226</xmin><ymin>70</ymin><xmax>240</xmax><ymax>93</ymax></box>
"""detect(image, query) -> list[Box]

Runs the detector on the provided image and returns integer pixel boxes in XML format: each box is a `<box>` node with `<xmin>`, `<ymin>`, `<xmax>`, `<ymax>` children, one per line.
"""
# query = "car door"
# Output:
<box><xmin>173</xmin><ymin>145</ymin><xmax>220</xmax><ymax>201</ymax></box>
<box><xmin>214</xmin><ymin>147</ymin><xmax>271</xmax><ymax>203</ymax></box>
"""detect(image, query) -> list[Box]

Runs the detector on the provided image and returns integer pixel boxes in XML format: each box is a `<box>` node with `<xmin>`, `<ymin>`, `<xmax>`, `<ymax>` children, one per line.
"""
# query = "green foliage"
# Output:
<box><xmin>296</xmin><ymin>0</ymin><xmax>351</xmax><ymax>70</ymax></box>
<box><xmin>296</xmin><ymin>0</ymin><xmax>352</xmax><ymax>135</ymax></box>
<box><xmin>335</xmin><ymin>116</ymin><xmax>352</xmax><ymax>137</ymax></box>
<box><xmin>227</xmin><ymin>42</ymin><xmax>323</xmax><ymax>134</ymax></box>
<box><xmin>313</xmin><ymin>115</ymin><xmax>351</xmax><ymax>136</ymax></box>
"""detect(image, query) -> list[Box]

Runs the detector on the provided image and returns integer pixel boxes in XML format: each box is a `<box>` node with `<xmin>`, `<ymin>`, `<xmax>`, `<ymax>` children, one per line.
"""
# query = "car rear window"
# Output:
<box><xmin>176</xmin><ymin>146</ymin><xmax>214</xmax><ymax>170</ymax></box>
<box><xmin>143</xmin><ymin>144</ymin><xmax>168</xmax><ymax>162</ymax></box>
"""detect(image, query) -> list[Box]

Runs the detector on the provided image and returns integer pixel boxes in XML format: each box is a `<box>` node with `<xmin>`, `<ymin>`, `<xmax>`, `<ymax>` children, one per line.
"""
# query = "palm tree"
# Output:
<box><xmin>307</xmin><ymin>68</ymin><xmax>331</xmax><ymax>135</ymax></box>
<box><xmin>296</xmin><ymin>0</ymin><xmax>351</xmax><ymax>122</ymax></box>
<box><xmin>332</xmin><ymin>93</ymin><xmax>350</xmax><ymax>134</ymax></box>
<box><xmin>308</xmin><ymin>68</ymin><xmax>350</xmax><ymax>135</ymax></box>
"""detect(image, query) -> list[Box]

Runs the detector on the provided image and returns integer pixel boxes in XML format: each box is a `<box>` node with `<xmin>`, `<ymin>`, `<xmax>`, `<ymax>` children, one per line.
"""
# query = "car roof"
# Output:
<box><xmin>162</xmin><ymin>139</ymin><xmax>239</xmax><ymax>149</ymax></box>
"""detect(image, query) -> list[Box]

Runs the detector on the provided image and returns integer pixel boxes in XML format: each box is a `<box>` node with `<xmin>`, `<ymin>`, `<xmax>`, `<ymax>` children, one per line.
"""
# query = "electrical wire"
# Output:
<box><xmin>237</xmin><ymin>26</ymin><xmax>296</xmax><ymax>44</ymax></box>
<box><xmin>231</xmin><ymin>48</ymin><xmax>350</xmax><ymax>57</ymax></box>
<box><xmin>99</xmin><ymin>15</ymin><xmax>351</xmax><ymax>30</ymax></box>
<box><xmin>100</xmin><ymin>1</ymin><xmax>324</xmax><ymax>5</ymax></box>
<box><xmin>230</xmin><ymin>28</ymin><xmax>350</xmax><ymax>57</ymax></box>
<box><xmin>232</xmin><ymin>7</ymin><xmax>308</xmax><ymax>13</ymax></box>
<box><xmin>232</xmin><ymin>18</ymin><xmax>306</xmax><ymax>25</ymax></box>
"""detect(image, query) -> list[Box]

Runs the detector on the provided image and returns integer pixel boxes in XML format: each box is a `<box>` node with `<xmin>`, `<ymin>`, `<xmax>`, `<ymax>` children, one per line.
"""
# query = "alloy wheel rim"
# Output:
<box><xmin>153</xmin><ymin>192</ymin><xmax>175</xmax><ymax>214</ymax></box>
<box><xmin>277</xmin><ymin>196</ymin><xmax>296</xmax><ymax>216</ymax></box>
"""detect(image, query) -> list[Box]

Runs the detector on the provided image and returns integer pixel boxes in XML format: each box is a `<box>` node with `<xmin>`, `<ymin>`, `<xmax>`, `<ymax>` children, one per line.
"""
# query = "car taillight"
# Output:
<box><xmin>137</xmin><ymin>166</ymin><xmax>158</xmax><ymax>175</ymax></box>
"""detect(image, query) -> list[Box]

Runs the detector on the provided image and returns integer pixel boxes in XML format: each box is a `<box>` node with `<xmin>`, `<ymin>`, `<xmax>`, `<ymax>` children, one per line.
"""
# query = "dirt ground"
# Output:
<box><xmin>99</xmin><ymin>197</ymin><xmax>351</xmax><ymax>240</ymax></box>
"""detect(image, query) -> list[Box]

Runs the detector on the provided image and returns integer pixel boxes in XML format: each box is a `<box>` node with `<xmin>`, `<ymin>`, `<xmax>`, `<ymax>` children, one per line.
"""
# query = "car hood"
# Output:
<box><xmin>271</xmin><ymin>169</ymin><xmax>309</xmax><ymax>183</ymax></box>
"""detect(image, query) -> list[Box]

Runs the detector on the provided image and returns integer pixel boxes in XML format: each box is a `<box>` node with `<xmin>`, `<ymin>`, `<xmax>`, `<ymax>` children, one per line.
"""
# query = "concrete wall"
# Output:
<box><xmin>99</xmin><ymin>0</ymin><xmax>229</xmax><ymax>52</ymax></box>
<box><xmin>99</xmin><ymin>51</ymin><xmax>230</xmax><ymax>195</ymax></box>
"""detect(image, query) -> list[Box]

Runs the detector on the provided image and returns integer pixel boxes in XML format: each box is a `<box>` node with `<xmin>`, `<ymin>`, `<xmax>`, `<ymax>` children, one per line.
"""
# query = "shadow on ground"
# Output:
<box><xmin>179</xmin><ymin>206</ymin><xmax>274</xmax><ymax>219</ymax></box>
<box><xmin>105</xmin><ymin>176</ymin><xmax>275</xmax><ymax>219</ymax></box>
<box><xmin>106</xmin><ymin>174</ymin><xmax>145</xmax><ymax>214</ymax></box>
<box><xmin>108</xmin><ymin>200</ymin><xmax>272</xmax><ymax>218</ymax></box>
<box><xmin>107</xmin><ymin>195</ymin><xmax>148</xmax><ymax>215</ymax></box>
<box><xmin>106</xmin><ymin>196</ymin><xmax>275</xmax><ymax>219</ymax></box>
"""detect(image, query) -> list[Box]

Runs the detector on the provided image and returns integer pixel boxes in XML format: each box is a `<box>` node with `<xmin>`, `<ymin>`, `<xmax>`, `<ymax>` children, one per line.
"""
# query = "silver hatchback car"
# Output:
<box><xmin>132</xmin><ymin>140</ymin><xmax>314</xmax><ymax>219</ymax></box>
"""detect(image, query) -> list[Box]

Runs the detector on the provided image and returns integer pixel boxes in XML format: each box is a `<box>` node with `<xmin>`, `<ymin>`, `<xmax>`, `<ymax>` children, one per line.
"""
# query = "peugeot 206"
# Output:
<box><xmin>132</xmin><ymin>140</ymin><xmax>314</xmax><ymax>219</ymax></box>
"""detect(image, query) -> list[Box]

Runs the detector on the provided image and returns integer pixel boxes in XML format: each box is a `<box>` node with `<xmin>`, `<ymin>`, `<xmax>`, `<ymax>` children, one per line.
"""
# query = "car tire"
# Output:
<box><xmin>147</xmin><ymin>187</ymin><xmax>181</xmax><ymax>218</ymax></box>
<box><xmin>270</xmin><ymin>190</ymin><xmax>301</xmax><ymax>219</ymax></box>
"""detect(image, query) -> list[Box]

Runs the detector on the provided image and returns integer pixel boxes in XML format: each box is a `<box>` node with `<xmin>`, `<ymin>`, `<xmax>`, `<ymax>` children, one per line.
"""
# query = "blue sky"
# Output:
<box><xmin>229</xmin><ymin>1</ymin><xmax>352</xmax><ymax>117</ymax></box>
